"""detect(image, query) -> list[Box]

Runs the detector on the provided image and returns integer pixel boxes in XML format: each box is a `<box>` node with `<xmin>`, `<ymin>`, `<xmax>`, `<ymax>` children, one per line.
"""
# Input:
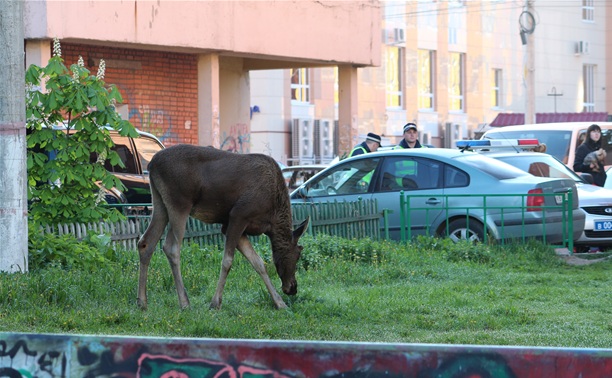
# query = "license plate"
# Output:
<box><xmin>554</xmin><ymin>195</ymin><xmax>563</xmax><ymax>204</ymax></box>
<box><xmin>594</xmin><ymin>220</ymin><xmax>612</xmax><ymax>231</ymax></box>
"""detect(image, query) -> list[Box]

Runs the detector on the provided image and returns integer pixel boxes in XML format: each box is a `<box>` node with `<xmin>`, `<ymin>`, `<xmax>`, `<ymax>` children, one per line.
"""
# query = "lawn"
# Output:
<box><xmin>1</xmin><ymin>235</ymin><xmax>611</xmax><ymax>349</ymax></box>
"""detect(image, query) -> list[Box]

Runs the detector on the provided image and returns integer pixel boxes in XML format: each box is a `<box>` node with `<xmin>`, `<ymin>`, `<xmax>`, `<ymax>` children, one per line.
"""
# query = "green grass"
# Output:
<box><xmin>2</xmin><ymin>235</ymin><xmax>612</xmax><ymax>348</ymax></box>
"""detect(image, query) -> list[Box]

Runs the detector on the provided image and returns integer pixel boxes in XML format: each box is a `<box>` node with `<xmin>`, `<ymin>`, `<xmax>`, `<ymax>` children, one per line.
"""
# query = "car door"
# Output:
<box><xmin>373</xmin><ymin>156</ymin><xmax>446</xmax><ymax>240</ymax></box>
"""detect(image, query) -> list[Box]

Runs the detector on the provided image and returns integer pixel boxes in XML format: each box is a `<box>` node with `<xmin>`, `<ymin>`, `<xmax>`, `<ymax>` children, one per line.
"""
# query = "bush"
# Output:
<box><xmin>28</xmin><ymin>223</ymin><xmax>117</xmax><ymax>271</ymax></box>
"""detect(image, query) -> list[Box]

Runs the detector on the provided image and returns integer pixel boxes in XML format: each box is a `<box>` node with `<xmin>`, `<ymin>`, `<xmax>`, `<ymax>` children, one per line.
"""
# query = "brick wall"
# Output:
<box><xmin>62</xmin><ymin>43</ymin><xmax>198</xmax><ymax>146</ymax></box>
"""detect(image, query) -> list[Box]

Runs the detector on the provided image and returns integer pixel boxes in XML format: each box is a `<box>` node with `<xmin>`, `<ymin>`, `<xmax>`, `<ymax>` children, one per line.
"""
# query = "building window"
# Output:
<box><xmin>291</xmin><ymin>68</ymin><xmax>310</xmax><ymax>103</ymax></box>
<box><xmin>583</xmin><ymin>64</ymin><xmax>595</xmax><ymax>112</ymax></box>
<box><xmin>418</xmin><ymin>49</ymin><xmax>435</xmax><ymax>110</ymax></box>
<box><xmin>491</xmin><ymin>69</ymin><xmax>502</xmax><ymax>108</ymax></box>
<box><xmin>449</xmin><ymin>52</ymin><xmax>465</xmax><ymax>112</ymax></box>
<box><xmin>334</xmin><ymin>67</ymin><xmax>339</xmax><ymax>106</ymax></box>
<box><xmin>386</xmin><ymin>46</ymin><xmax>403</xmax><ymax>108</ymax></box>
<box><xmin>582</xmin><ymin>0</ymin><xmax>594</xmax><ymax>22</ymax></box>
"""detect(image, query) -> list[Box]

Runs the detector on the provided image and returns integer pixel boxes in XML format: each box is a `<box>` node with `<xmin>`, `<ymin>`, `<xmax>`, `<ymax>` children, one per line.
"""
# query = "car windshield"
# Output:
<box><xmin>134</xmin><ymin>136</ymin><xmax>164</xmax><ymax>173</ymax></box>
<box><xmin>493</xmin><ymin>154</ymin><xmax>583</xmax><ymax>182</ymax></box>
<box><xmin>483</xmin><ymin>130</ymin><xmax>572</xmax><ymax>163</ymax></box>
<box><xmin>299</xmin><ymin>157</ymin><xmax>380</xmax><ymax>196</ymax></box>
<box><xmin>454</xmin><ymin>154</ymin><xmax>529</xmax><ymax>180</ymax></box>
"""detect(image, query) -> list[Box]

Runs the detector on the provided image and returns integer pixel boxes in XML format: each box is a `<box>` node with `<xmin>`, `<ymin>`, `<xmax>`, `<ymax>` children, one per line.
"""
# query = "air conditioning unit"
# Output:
<box><xmin>444</xmin><ymin>123</ymin><xmax>463</xmax><ymax>148</ymax></box>
<box><xmin>291</xmin><ymin>118</ymin><xmax>315</xmax><ymax>164</ymax></box>
<box><xmin>394</xmin><ymin>28</ymin><xmax>405</xmax><ymax>43</ymax></box>
<box><xmin>382</xmin><ymin>28</ymin><xmax>406</xmax><ymax>45</ymax></box>
<box><xmin>419</xmin><ymin>131</ymin><xmax>432</xmax><ymax>145</ymax></box>
<box><xmin>315</xmin><ymin>119</ymin><xmax>335</xmax><ymax>164</ymax></box>
<box><xmin>575</xmin><ymin>40</ymin><xmax>590</xmax><ymax>55</ymax></box>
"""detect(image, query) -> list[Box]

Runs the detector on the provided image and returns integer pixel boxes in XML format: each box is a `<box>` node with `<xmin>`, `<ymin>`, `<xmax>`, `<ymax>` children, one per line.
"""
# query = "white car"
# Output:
<box><xmin>481</xmin><ymin>122</ymin><xmax>612</xmax><ymax>170</ymax></box>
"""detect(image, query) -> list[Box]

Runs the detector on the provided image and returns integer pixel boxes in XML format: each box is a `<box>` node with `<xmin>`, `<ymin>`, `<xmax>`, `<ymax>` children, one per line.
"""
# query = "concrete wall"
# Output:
<box><xmin>24</xmin><ymin>1</ymin><xmax>380</xmax><ymax>68</ymax></box>
<box><xmin>2</xmin><ymin>332</ymin><xmax>612</xmax><ymax>377</ymax></box>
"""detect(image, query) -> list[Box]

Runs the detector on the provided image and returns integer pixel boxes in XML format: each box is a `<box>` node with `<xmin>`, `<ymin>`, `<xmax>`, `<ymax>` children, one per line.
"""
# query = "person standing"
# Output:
<box><xmin>395</xmin><ymin>123</ymin><xmax>426</xmax><ymax>149</ymax></box>
<box><xmin>349</xmin><ymin>132</ymin><xmax>382</xmax><ymax>157</ymax></box>
<box><xmin>574</xmin><ymin>123</ymin><xmax>607</xmax><ymax>187</ymax></box>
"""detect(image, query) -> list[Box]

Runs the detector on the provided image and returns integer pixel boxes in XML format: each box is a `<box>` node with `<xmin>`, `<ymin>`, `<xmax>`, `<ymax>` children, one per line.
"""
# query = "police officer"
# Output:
<box><xmin>395</xmin><ymin>123</ymin><xmax>426</xmax><ymax>149</ymax></box>
<box><xmin>349</xmin><ymin>132</ymin><xmax>382</xmax><ymax>157</ymax></box>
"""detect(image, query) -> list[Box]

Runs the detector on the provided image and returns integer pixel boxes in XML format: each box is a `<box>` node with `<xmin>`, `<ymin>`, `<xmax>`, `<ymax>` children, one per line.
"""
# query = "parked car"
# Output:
<box><xmin>481</xmin><ymin>122</ymin><xmax>612</xmax><ymax>170</ymax></box>
<box><xmin>91</xmin><ymin>128</ymin><xmax>165</xmax><ymax>204</ymax></box>
<box><xmin>457</xmin><ymin>139</ymin><xmax>612</xmax><ymax>250</ymax></box>
<box><xmin>282</xmin><ymin>164</ymin><xmax>328</xmax><ymax>191</ymax></box>
<box><xmin>290</xmin><ymin>148</ymin><xmax>584</xmax><ymax>243</ymax></box>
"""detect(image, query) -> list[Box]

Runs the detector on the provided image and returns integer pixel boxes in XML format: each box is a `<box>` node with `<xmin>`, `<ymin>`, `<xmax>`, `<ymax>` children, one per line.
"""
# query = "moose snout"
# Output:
<box><xmin>283</xmin><ymin>281</ymin><xmax>298</xmax><ymax>296</ymax></box>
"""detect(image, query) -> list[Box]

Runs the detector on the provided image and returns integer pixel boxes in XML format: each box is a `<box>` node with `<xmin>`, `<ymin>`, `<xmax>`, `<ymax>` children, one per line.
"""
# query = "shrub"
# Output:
<box><xmin>25</xmin><ymin>38</ymin><xmax>138</xmax><ymax>224</ymax></box>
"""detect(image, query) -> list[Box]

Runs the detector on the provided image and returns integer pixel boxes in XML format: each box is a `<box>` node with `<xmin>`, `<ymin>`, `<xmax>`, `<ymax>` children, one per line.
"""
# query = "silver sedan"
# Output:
<box><xmin>290</xmin><ymin>148</ymin><xmax>584</xmax><ymax>244</ymax></box>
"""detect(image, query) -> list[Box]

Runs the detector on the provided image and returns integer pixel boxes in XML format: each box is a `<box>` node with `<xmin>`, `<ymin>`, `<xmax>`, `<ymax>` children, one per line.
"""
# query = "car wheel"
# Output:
<box><xmin>445</xmin><ymin>218</ymin><xmax>485</xmax><ymax>243</ymax></box>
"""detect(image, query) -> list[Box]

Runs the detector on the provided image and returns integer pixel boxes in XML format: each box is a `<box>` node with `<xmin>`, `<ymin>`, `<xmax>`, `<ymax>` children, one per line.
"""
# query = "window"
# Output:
<box><xmin>491</xmin><ymin>69</ymin><xmax>502</xmax><ymax>108</ymax></box>
<box><xmin>291</xmin><ymin>68</ymin><xmax>310</xmax><ymax>103</ymax></box>
<box><xmin>582</xmin><ymin>0</ymin><xmax>594</xmax><ymax>21</ymax></box>
<box><xmin>418</xmin><ymin>49</ymin><xmax>435</xmax><ymax>110</ymax></box>
<box><xmin>333</xmin><ymin>67</ymin><xmax>339</xmax><ymax>106</ymax></box>
<box><xmin>449</xmin><ymin>52</ymin><xmax>465</xmax><ymax>112</ymax></box>
<box><xmin>583</xmin><ymin>64</ymin><xmax>595</xmax><ymax>112</ymax></box>
<box><xmin>386</xmin><ymin>46</ymin><xmax>403</xmax><ymax>108</ymax></box>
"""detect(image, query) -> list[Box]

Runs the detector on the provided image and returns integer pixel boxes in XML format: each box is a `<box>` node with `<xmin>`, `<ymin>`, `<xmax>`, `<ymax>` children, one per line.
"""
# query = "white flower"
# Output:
<box><xmin>96</xmin><ymin>59</ymin><xmax>106</xmax><ymax>80</ymax></box>
<box><xmin>52</xmin><ymin>38</ymin><xmax>61</xmax><ymax>57</ymax></box>
<box><xmin>77</xmin><ymin>56</ymin><xmax>84</xmax><ymax>67</ymax></box>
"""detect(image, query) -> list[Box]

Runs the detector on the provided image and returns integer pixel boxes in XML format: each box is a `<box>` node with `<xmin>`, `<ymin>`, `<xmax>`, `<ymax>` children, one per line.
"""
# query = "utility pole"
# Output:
<box><xmin>521</xmin><ymin>0</ymin><xmax>536</xmax><ymax>124</ymax></box>
<box><xmin>0</xmin><ymin>0</ymin><xmax>28</xmax><ymax>272</ymax></box>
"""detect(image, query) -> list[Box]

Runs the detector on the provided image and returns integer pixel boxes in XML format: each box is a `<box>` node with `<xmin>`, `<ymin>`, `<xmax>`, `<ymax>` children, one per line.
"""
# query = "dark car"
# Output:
<box><xmin>92</xmin><ymin>129</ymin><xmax>165</xmax><ymax>204</ymax></box>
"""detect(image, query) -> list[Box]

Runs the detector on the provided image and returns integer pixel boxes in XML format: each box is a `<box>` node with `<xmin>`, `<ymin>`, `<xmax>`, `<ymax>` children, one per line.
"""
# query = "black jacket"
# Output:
<box><xmin>574</xmin><ymin>142</ymin><xmax>606</xmax><ymax>186</ymax></box>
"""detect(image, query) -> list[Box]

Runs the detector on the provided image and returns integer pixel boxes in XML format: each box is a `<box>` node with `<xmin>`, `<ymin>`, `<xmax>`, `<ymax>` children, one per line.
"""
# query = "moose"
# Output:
<box><xmin>136</xmin><ymin>144</ymin><xmax>310</xmax><ymax>310</ymax></box>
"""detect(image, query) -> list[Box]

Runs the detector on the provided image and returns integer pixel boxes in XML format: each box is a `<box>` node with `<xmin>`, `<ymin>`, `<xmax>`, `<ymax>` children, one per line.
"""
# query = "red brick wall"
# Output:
<box><xmin>62</xmin><ymin>43</ymin><xmax>198</xmax><ymax>146</ymax></box>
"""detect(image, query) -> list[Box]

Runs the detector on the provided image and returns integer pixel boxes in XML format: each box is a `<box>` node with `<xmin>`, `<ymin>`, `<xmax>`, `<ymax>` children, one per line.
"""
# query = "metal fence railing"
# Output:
<box><xmin>38</xmin><ymin>199</ymin><xmax>381</xmax><ymax>251</ymax></box>
<box><xmin>396</xmin><ymin>189</ymin><xmax>575</xmax><ymax>251</ymax></box>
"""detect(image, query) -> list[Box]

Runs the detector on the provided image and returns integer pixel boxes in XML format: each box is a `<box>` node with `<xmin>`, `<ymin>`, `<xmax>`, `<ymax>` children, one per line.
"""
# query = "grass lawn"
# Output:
<box><xmin>1</xmin><ymin>235</ymin><xmax>611</xmax><ymax>349</ymax></box>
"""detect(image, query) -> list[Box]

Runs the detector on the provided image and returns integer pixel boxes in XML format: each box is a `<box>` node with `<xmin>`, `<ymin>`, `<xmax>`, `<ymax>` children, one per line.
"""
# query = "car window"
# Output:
<box><xmin>302</xmin><ymin>158</ymin><xmax>380</xmax><ymax>197</ymax></box>
<box><xmin>105</xmin><ymin>135</ymin><xmax>138</xmax><ymax>174</ymax></box>
<box><xmin>455</xmin><ymin>154</ymin><xmax>528</xmax><ymax>180</ymax></box>
<box><xmin>494</xmin><ymin>155</ymin><xmax>581</xmax><ymax>181</ymax></box>
<box><xmin>134</xmin><ymin>136</ymin><xmax>164</xmax><ymax>173</ymax></box>
<box><xmin>378</xmin><ymin>157</ymin><xmax>441</xmax><ymax>191</ymax></box>
<box><xmin>484</xmin><ymin>130</ymin><xmax>572</xmax><ymax>164</ymax></box>
<box><xmin>444</xmin><ymin>165</ymin><xmax>469</xmax><ymax>188</ymax></box>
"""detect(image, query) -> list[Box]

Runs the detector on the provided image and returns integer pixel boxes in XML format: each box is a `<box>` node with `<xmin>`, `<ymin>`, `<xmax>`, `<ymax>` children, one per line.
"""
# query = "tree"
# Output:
<box><xmin>26</xmin><ymin>38</ymin><xmax>138</xmax><ymax>224</ymax></box>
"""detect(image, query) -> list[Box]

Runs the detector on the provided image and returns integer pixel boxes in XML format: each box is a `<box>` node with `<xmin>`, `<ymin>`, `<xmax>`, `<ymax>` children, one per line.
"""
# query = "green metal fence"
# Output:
<box><xmin>397</xmin><ymin>189</ymin><xmax>575</xmax><ymax>251</ymax></box>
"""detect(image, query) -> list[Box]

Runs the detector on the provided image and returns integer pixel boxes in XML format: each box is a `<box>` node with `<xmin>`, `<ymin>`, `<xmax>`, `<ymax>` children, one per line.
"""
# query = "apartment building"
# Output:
<box><xmin>253</xmin><ymin>0</ymin><xmax>608</xmax><ymax>164</ymax></box>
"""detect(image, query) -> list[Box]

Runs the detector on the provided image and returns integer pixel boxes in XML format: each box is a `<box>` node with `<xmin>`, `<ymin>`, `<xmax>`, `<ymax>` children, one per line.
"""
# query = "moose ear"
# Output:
<box><xmin>293</xmin><ymin>217</ymin><xmax>310</xmax><ymax>240</ymax></box>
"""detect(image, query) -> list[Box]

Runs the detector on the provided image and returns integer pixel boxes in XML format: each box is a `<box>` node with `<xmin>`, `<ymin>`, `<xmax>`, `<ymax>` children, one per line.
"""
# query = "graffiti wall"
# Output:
<box><xmin>2</xmin><ymin>333</ymin><xmax>612</xmax><ymax>377</ymax></box>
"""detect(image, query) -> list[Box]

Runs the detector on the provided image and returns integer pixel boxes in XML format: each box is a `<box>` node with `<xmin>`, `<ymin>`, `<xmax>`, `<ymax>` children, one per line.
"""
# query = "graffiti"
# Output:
<box><xmin>1</xmin><ymin>333</ymin><xmax>612</xmax><ymax>377</ymax></box>
<box><xmin>220</xmin><ymin>123</ymin><xmax>250</xmax><ymax>153</ymax></box>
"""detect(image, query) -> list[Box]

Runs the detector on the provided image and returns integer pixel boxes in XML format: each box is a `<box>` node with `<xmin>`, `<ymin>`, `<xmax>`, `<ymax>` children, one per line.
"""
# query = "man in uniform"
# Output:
<box><xmin>349</xmin><ymin>132</ymin><xmax>382</xmax><ymax>157</ymax></box>
<box><xmin>395</xmin><ymin>123</ymin><xmax>426</xmax><ymax>149</ymax></box>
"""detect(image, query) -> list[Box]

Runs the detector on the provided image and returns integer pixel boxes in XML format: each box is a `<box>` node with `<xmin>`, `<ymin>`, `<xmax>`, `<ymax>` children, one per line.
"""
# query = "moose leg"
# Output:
<box><xmin>236</xmin><ymin>235</ymin><xmax>287</xmax><ymax>309</ymax></box>
<box><xmin>163</xmin><ymin>212</ymin><xmax>191</xmax><ymax>309</ymax></box>
<box><xmin>209</xmin><ymin>221</ymin><xmax>245</xmax><ymax>310</ymax></box>
<box><xmin>137</xmin><ymin>201</ymin><xmax>169</xmax><ymax>310</ymax></box>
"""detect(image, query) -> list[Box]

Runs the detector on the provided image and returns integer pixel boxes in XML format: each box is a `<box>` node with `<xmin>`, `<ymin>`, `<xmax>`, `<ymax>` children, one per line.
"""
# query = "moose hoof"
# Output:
<box><xmin>137</xmin><ymin>298</ymin><xmax>148</xmax><ymax>311</ymax></box>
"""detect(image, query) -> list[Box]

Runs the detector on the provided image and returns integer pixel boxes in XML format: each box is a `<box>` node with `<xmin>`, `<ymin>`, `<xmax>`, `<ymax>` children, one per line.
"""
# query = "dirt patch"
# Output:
<box><xmin>555</xmin><ymin>248</ymin><xmax>612</xmax><ymax>266</ymax></box>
